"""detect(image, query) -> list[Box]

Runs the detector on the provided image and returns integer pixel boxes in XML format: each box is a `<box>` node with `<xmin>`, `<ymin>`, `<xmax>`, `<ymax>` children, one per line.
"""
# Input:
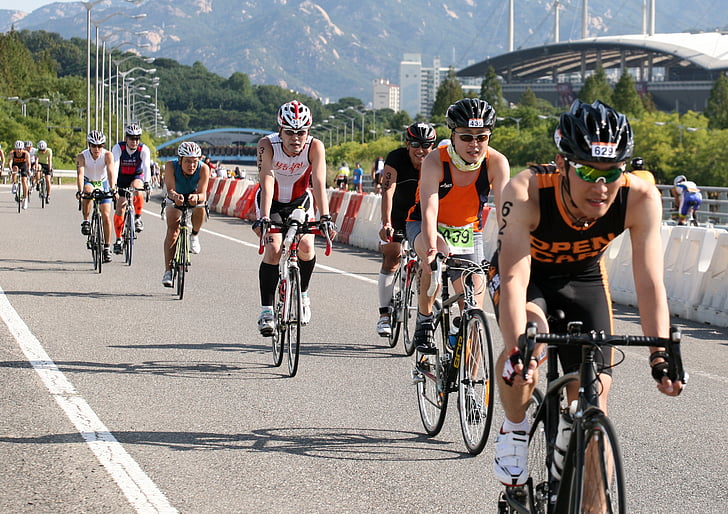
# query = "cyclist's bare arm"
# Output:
<box><xmin>308</xmin><ymin>138</ymin><xmax>330</xmax><ymax>218</ymax></box>
<box><xmin>379</xmin><ymin>164</ymin><xmax>398</xmax><ymax>241</ymax></box>
<box><xmin>255</xmin><ymin>137</ymin><xmax>275</xmax><ymax>223</ymax></box>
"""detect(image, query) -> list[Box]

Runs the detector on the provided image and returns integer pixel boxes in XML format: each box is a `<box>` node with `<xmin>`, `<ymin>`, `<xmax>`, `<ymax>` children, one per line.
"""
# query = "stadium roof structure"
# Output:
<box><xmin>157</xmin><ymin>127</ymin><xmax>273</xmax><ymax>151</ymax></box>
<box><xmin>459</xmin><ymin>32</ymin><xmax>728</xmax><ymax>83</ymax></box>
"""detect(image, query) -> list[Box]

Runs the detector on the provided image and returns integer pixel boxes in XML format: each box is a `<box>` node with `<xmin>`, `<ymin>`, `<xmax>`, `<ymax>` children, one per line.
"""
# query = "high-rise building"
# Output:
<box><xmin>372</xmin><ymin>79</ymin><xmax>400</xmax><ymax>111</ymax></box>
<box><xmin>398</xmin><ymin>54</ymin><xmax>480</xmax><ymax>118</ymax></box>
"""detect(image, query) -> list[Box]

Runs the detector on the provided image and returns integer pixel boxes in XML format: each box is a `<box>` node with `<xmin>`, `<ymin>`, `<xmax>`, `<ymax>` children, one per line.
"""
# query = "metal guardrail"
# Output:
<box><xmin>657</xmin><ymin>184</ymin><xmax>728</xmax><ymax>226</ymax></box>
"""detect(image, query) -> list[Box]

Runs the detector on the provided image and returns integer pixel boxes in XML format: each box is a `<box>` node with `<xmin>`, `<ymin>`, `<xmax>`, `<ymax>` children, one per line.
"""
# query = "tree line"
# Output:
<box><xmin>2</xmin><ymin>28</ymin><xmax>728</xmax><ymax>187</ymax></box>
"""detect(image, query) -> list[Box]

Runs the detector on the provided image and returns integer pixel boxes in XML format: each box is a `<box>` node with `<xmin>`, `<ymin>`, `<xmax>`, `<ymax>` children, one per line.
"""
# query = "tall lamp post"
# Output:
<box><xmin>112</xmin><ymin>50</ymin><xmax>152</xmax><ymax>139</ymax></box>
<box><xmin>81</xmin><ymin>0</ymin><xmax>105</xmax><ymax>134</ymax></box>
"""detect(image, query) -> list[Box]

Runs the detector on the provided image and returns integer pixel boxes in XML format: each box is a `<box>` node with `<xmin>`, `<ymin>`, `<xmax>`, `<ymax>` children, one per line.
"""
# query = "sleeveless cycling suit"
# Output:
<box><xmin>407</xmin><ymin>146</ymin><xmax>491</xmax><ymax>256</ymax></box>
<box><xmin>172</xmin><ymin>160</ymin><xmax>201</xmax><ymax>196</ymax></box>
<box><xmin>114</xmin><ymin>141</ymin><xmax>146</xmax><ymax>188</ymax></box>
<box><xmin>488</xmin><ymin>165</ymin><xmax>632</xmax><ymax>375</ymax></box>
<box><xmin>82</xmin><ymin>148</ymin><xmax>113</xmax><ymax>204</ymax></box>
<box><xmin>11</xmin><ymin>150</ymin><xmax>29</xmax><ymax>174</ymax></box>
<box><xmin>255</xmin><ymin>133</ymin><xmax>315</xmax><ymax>221</ymax></box>
<box><xmin>384</xmin><ymin>147</ymin><xmax>420</xmax><ymax>232</ymax></box>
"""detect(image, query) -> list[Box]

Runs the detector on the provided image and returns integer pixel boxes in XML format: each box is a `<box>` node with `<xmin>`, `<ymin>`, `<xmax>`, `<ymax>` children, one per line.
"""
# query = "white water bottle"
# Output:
<box><xmin>551</xmin><ymin>400</ymin><xmax>577</xmax><ymax>480</ymax></box>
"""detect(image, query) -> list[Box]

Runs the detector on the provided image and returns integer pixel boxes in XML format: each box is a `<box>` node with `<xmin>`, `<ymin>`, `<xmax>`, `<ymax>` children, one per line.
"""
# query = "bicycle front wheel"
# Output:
<box><xmin>124</xmin><ymin>208</ymin><xmax>134</xmax><ymax>266</ymax></box>
<box><xmin>457</xmin><ymin>309</ymin><xmax>495</xmax><ymax>455</ymax></box>
<box><xmin>286</xmin><ymin>267</ymin><xmax>302</xmax><ymax>377</ymax></box>
<box><xmin>387</xmin><ymin>265</ymin><xmax>403</xmax><ymax>348</ymax></box>
<box><xmin>40</xmin><ymin>180</ymin><xmax>46</xmax><ymax>208</ymax></box>
<box><xmin>402</xmin><ymin>273</ymin><xmax>418</xmax><ymax>356</ymax></box>
<box><xmin>176</xmin><ymin>232</ymin><xmax>188</xmax><ymax>299</ymax></box>
<box><xmin>92</xmin><ymin>212</ymin><xmax>103</xmax><ymax>273</ymax></box>
<box><xmin>568</xmin><ymin>411</ymin><xmax>626</xmax><ymax>514</ymax></box>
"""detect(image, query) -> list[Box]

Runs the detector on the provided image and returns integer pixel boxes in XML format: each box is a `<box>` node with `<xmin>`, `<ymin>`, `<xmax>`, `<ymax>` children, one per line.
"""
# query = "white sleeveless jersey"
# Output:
<box><xmin>82</xmin><ymin>148</ymin><xmax>111</xmax><ymax>182</ymax></box>
<box><xmin>267</xmin><ymin>133</ymin><xmax>313</xmax><ymax>204</ymax></box>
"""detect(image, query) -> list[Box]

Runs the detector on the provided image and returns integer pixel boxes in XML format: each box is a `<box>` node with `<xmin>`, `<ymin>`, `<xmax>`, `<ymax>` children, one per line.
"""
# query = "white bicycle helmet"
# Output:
<box><xmin>87</xmin><ymin>130</ymin><xmax>106</xmax><ymax>145</ymax></box>
<box><xmin>277</xmin><ymin>100</ymin><xmax>313</xmax><ymax>130</ymax></box>
<box><xmin>177</xmin><ymin>141</ymin><xmax>202</xmax><ymax>158</ymax></box>
<box><xmin>38</xmin><ymin>140</ymin><xmax>47</xmax><ymax>151</ymax></box>
<box><xmin>673</xmin><ymin>174</ymin><xmax>686</xmax><ymax>186</ymax></box>
<box><xmin>14</xmin><ymin>140</ymin><xmax>24</xmax><ymax>150</ymax></box>
<box><xmin>125</xmin><ymin>123</ymin><xmax>142</xmax><ymax>137</ymax></box>
<box><xmin>25</xmin><ymin>140</ymin><xmax>33</xmax><ymax>148</ymax></box>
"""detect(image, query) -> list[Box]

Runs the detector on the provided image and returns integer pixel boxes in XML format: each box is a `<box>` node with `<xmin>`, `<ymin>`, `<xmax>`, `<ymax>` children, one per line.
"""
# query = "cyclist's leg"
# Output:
<box><xmin>132</xmin><ymin>177</ymin><xmax>146</xmax><ymax>229</ymax></box>
<box><xmin>44</xmin><ymin>169</ymin><xmax>51</xmax><ymax>198</ymax></box>
<box><xmin>297</xmin><ymin>233</ymin><xmax>317</xmax><ymax>292</ymax></box>
<box><xmin>100</xmin><ymin>202</ymin><xmax>114</xmax><ymax>245</ymax></box>
<box><xmin>164</xmin><ymin>204</ymin><xmax>182</xmax><ymax>271</ymax></box>
<box><xmin>377</xmin><ymin>240</ymin><xmax>401</xmax><ymax>333</ymax></box>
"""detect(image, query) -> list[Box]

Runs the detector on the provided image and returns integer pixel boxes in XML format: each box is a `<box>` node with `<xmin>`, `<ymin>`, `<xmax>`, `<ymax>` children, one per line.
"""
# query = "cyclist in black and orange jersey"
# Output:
<box><xmin>376</xmin><ymin>122</ymin><xmax>437</xmax><ymax>337</ymax></box>
<box><xmin>489</xmin><ymin>99</ymin><xmax>685</xmax><ymax>488</ymax></box>
<box><xmin>10</xmin><ymin>140</ymin><xmax>31</xmax><ymax>210</ymax></box>
<box><xmin>35</xmin><ymin>140</ymin><xmax>53</xmax><ymax>203</ymax></box>
<box><xmin>0</xmin><ymin>144</ymin><xmax>5</xmax><ymax>178</ymax></box>
<box><xmin>406</xmin><ymin>98</ymin><xmax>510</xmax><ymax>353</ymax></box>
<box><xmin>112</xmin><ymin>123</ymin><xmax>151</xmax><ymax>254</ymax></box>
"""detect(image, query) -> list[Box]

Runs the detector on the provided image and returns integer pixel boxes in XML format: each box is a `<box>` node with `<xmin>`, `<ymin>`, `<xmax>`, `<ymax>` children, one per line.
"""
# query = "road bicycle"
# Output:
<box><xmin>412</xmin><ymin>253</ymin><xmax>495</xmax><ymax>454</ymax></box>
<box><xmin>168</xmin><ymin>197</ymin><xmax>206</xmax><ymax>300</ymax></box>
<box><xmin>386</xmin><ymin>233</ymin><xmax>419</xmax><ymax>355</ymax></box>
<box><xmin>497</xmin><ymin>319</ymin><xmax>687</xmax><ymax>514</ymax></box>
<box><xmin>79</xmin><ymin>189</ymin><xmax>115</xmax><ymax>274</ymax></box>
<box><xmin>117</xmin><ymin>186</ymin><xmax>149</xmax><ymax>266</ymax></box>
<box><xmin>14</xmin><ymin>174</ymin><xmax>23</xmax><ymax>213</ymax></box>
<box><xmin>259</xmin><ymin>208</ymin><xmax>332</xmax><ymax>377</ymax></box>
<box><xmin>39</xmin><ymin>172</ymin><xmax>48</xmax><ymax>208</ymax></box>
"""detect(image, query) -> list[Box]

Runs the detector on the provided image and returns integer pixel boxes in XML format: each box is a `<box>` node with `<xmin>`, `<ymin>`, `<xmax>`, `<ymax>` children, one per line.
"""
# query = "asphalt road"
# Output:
<box><xmin>1</xmin><ymin>185</ymin><xmax>726</xmax><ymax>513</ymax></box>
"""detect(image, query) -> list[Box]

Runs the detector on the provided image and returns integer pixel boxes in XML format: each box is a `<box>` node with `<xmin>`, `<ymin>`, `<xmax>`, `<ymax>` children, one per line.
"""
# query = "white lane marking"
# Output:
<box><xmin>0</xmin><ymin>285</ymin><xmax>177</xmax><ymax>513</ymax></box>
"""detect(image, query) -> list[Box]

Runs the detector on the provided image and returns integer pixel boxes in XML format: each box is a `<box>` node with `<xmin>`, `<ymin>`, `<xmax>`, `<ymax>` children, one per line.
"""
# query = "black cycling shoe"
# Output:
<box><xmin>81</xmin><ymin>221</ymin><xmax>91</xmax><ymax>236</ymax></box>
<box><xmin>102</xmin><ymin>249</ymin><xmax>113</xmax><ymax>263</ymax></box>
<box><xmin>414</xmin><ymin>320</ymin><xmax>436</xmax><ymax>354</ymax></box>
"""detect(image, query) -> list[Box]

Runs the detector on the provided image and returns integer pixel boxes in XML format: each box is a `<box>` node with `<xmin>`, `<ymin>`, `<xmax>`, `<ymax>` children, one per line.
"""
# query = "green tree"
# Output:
<box><xmin>579</xmin><ymin>64</ymin><xmax>612</xmax><ymax>105</ymax></box>
<box><xmin>705</xmin><ymin>74</ymin><xmax>728</xmax><ymax>130</ymax></box>
<box><xmin>431</xmin><ymin>67</ymin><xmax>464</xmax><ymax>117</ymax></box>
<box><xmin>611</xmin><ymin>72</ymin><xmax>644</xmax><ymax>118</ymax></box>
<box><xmin>519</xmin><ymin>87</ymin><xmax>539</xmax><ymax>108</ymax></box>
<box><xmin>480</xmin><ymin>66</ymin><xmax>507</xmax><ymax>112</ymax></box>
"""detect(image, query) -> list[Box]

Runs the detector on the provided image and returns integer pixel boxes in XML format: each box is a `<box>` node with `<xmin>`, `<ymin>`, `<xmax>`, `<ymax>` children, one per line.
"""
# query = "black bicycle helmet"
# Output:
<box><xmin>630</xmin><ymin>157</ymin><xmax>644</xmax><ymax>170</ymax></box>
<box><xmin>446</xmin><ymin>98</ymin><xmax>497</xmax><ymax>130</ymax></box>
<box><xmin>554</xmin><ymin>99</ymin><xmax>634</xmax><ymax>163</ymax></box>
<box><xmin>405</xmin><ymin>122</ymin><xmax>436</xmax><ymax>142</ymax></box>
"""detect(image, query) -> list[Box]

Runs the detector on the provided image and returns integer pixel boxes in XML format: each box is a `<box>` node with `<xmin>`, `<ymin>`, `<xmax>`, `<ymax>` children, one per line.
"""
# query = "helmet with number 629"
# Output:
<box><xmin>177</xmin><ymin>141</ymin><xmax>202</xmax><ymax>158</ymax></box>
<box><xmin>554</xmin><ymin>99</ymin><xmax>633</xmax><ymax>163</ymax></box>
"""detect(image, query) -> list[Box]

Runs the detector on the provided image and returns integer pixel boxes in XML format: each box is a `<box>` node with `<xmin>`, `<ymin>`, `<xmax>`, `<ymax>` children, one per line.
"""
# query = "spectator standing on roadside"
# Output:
<box><xmin>352</xmin><ymin>162</ymin><xmax>364</xmax><ymax>193</ymax></box>
<box><xmin>371</xmin><ymin>156</ymin><xmax>385</xmax><ymax>194</ymax></box>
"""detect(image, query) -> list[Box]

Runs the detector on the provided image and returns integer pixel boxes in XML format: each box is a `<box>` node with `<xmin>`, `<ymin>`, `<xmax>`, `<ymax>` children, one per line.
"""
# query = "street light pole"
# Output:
<box><xmin>81</xmin><ymin>0</ymin><xmax>104</xmax><ymax>135</ymax></box>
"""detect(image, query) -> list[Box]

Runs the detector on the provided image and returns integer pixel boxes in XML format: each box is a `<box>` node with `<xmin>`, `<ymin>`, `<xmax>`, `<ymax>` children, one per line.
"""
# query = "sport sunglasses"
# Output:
<box><xmin>568</xmin><ymin>160</ymin><xmax>625</xmax><ymax>183</ymax></box>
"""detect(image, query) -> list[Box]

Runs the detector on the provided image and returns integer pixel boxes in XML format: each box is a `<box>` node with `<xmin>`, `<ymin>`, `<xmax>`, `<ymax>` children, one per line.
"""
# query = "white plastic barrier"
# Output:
<box><xmin>663</xmin><ymin>227</ymin><xmax>719</xmax><ymax>318</ymax></box>
<box><xmin>603</xmin><ymin>231</ymin><xmax>636</xmax><ymax>307</ymax></box>
<box><xmin>349</xmin><ymin>193</ymin><xmax>381</xmax><ymax>251</ymax></box>
<box><xmin>694</xmin><ymin>231</ymin><xmax>728</xmax><ymax>326</ymax></box>
<box><xmin>225</xmin><ymin>179</ymin><xmax>253</xmax><ymax>216</ymax></box>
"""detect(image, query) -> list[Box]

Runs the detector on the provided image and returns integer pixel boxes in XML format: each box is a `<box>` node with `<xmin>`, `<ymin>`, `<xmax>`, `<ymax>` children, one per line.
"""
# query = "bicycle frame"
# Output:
<box><xmin>501</xmin><ymin>323</ymin><xmax>686</xmax><ymax>513</ymax></box>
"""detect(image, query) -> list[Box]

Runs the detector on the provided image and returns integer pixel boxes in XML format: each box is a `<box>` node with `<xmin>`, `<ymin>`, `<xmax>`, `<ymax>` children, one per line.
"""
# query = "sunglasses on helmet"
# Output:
<box><xmin>568</xmin><ymin>160</ymin><xmax>625</xmax><ymax>184</ymax></box>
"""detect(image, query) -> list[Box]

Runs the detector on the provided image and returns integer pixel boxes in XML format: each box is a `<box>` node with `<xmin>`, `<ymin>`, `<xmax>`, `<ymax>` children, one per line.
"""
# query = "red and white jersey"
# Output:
<box><xmin>266</xmin><ymin>133</ymin><xmax>313</xmax><ymax>204</ymax></box>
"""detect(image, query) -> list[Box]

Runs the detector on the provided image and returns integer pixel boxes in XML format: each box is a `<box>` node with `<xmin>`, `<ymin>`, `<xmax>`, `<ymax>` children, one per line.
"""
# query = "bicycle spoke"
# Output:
<box><xmin>286</xmin><ymin>268</ymin><xmax>301</xmax><ymax>377</ymax></box>
<box><xmin>414</xmin><ymin>349</ymin><xmax>448</xmax><ymax>436</ymax></box>
<box><xmin>457</xmin><ymin>309</ymin><xmax>495</xmax><ymax>455</ymax></box>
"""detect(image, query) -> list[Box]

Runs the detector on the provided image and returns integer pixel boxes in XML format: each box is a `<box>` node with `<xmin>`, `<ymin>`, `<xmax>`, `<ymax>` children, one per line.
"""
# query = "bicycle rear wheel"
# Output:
<box><xmin>402</xmin><ymin>272</ymin><xmax>418</xmax><ymax>356</ymax></box>
<box><xmin>457</xmin><ymin>309</ymin><xmax>495</xmax><ymax>455</ymax></box>
<box><xmin>286</xmin><ymin>267</ymin><xmax>302</xmax><ymax>377</ymax></box>
<box><xmin>568</xmin><ymin>410</ymin><xmax>626</xmax><ymax>514</ymax></box>
<box><xmin>271</xmin><ymin>276</ymin><xmax>286</xmax><ymax>367</ymax></box>
<box><xmin>124</xmin><ymin>208</ymin><xmax>134</xmax><ymax>266</ymax></box>
<box><xmin>16</xmin><ymin>185</ymin><xmax>21</xmax><ymax>213</ymax></box>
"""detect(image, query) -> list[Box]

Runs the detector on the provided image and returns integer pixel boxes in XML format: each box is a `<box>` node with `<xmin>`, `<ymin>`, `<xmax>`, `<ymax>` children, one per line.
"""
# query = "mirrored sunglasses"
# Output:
<box><xmin>568</xmin><ymin>160</ymin><xmax>624</xmax><ymax>183</ymax></box>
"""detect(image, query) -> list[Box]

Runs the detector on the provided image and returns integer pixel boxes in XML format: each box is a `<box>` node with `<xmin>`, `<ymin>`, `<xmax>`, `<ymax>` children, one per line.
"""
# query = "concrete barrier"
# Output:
<box><xmin>694</xmin><ymin>231</ymin><xmax>728</xmax><ymax>326</ymax></box>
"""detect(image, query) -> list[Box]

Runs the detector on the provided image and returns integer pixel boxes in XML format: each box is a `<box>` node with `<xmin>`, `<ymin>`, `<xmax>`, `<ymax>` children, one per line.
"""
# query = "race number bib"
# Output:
<box><xmin>437</xmin><ymin>222</ymin><xmax>475</xmax><ymax>255</ymax></box>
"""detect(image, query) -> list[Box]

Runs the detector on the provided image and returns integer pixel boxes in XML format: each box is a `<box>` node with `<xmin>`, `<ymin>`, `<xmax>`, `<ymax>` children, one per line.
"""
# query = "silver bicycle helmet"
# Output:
<box><xmin>87</xmin><ymin>130</ymin><xmax>106</xmax><ymax>145</ymax></box>
<box><xmin>177</xmin><ymin>141</ymin><xmax>202</xmax><ymax>158</ymax></box>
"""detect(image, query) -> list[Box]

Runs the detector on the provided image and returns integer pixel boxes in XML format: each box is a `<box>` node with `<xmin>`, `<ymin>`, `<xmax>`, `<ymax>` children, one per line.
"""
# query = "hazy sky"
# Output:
<box><xmin>0</xmin><ymin>0</ymin><xmax>77</xmax><ymax>13</ymax></box>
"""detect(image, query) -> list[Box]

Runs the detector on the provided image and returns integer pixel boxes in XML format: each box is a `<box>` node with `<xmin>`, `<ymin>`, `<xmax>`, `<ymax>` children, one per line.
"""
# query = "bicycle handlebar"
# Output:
<box><xmin>258</xmin><ymin>220</ymin><xmax>333</xmax><ymax>256</ymax></box>
<box><xmin>519</xmin><ymin>322</ymin><xmax>687</xmax><ymax>384</ymax></box>
<box><xmin>427</xmin><ymin>253</ymin><xmax>488</xmax><ymax>296</ymax></box>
